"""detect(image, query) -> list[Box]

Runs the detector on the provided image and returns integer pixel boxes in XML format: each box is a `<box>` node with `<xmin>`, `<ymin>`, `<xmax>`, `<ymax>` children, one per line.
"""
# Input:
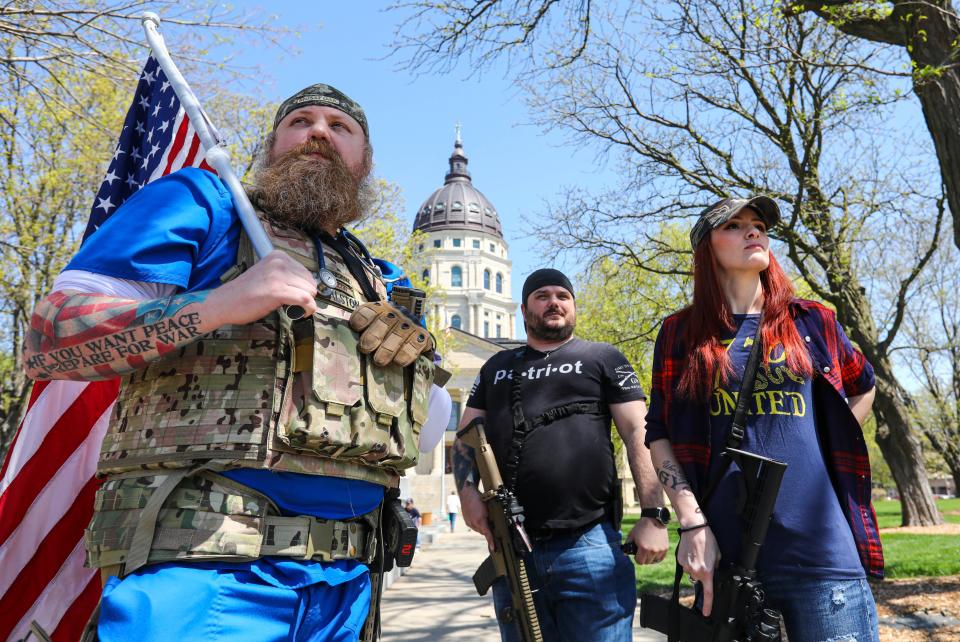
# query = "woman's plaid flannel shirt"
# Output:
<box><xmin>644</xmin><ymin>298</ymin><xmax>884</xmax><ymax>578</ymax></box>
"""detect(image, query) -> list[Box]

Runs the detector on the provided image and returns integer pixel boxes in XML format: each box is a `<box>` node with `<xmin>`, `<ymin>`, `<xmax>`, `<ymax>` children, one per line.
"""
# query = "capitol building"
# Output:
<box><xmin>413</xmin><ymin>131</ymin><xmax>517</xmax><ymax>340</ymax></box>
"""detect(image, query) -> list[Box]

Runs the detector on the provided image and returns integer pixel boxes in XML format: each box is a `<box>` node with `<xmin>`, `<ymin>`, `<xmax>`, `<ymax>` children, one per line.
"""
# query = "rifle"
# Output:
<box><xmin>456</xmin><ymin>417</ymin><xmax>543</xmax><ymax>642</ymax></box>
<box><xmin>639</xmin><ymin>448</ymin><xmax>786</xmax><ymax>642</ymax></box>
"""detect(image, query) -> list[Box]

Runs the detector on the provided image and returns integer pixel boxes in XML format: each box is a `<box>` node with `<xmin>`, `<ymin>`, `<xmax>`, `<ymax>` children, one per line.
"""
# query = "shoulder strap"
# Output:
<box><xmin>699</xmin><ymin>315</ymin><xmax>764</xmax><ymax>508</ymax></box>
<box><xmin>503</xmin><ymin>348</ymin><xmax>608</xmax><ymax>493</ymax></box>
<box><xmin>505</xmin><ymin>357</ymin><xmax>529</xmax><ymax>493</ymax></box>
<box><xmin>321</xmin><ymin>231</ymin><xmax>382</xmax><ymax>303</ymax></box>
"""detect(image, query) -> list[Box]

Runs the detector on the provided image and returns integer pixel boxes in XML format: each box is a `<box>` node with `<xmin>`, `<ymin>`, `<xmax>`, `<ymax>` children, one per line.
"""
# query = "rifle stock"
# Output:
<box><xmin>457</xmin><ymin>417</ymin><xmax>543</xmax><ymax>642</ymax></box>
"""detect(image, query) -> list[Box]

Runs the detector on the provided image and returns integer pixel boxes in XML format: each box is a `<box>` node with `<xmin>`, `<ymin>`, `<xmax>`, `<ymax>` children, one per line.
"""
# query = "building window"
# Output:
<box><xmin>484</xmin><ymin>321</ymin><xmax>489</xmax><ymax>337</ymax></box>
<box><xmin>472</xmin><ymin>239</ymin><xmax>480</xmax><ymax>249</ymax></box>
<box><xmin>433</xmin><ymin>239</ymin><xmax>441</xmax><ymax>248</ymax></box>
<box><xmin>452</xmin><ymin>201</ymin><xmax>463</xmax><ymax>211</ymax></box>
<box><xmin>447</xmin><ymin>400</ymin><xmax>462</xmax><ymax>431</ymax></box>
<box><xmin>496</xmin><ymin>324</ymin><xmax>502</xmax><ymax>338</ymax></box>
<box><xmin>468</xmin><ymin>203</ymin><xmax>481</xmax><ymax>213</ymax></box>
<box><xmin>451</xmin><ymin>314</ymin><xmax>462</xmax><ymax>329</ymax></box>
<box><xmin>451</xmin><ymin>266</ymin><xmax>462</xmax><ymax>287</ymax></box>
<box><xmin>496</xmin><ymin>273</ymin><xmax>503</xmax><ymax>293</ymax></box>
<box><xmin>422</xmin><ymin>269</ymin><xmax>429</xmax><ymax>284</ymax></box>
<box><xmin>489</xmin><ymin>243</ymin><xmax>495</xmax><ymax>252</ymax></box>
<box><xmin>453</xmin><ymin>238</ymin><xmax>462</xmax><ymax>248</ymax></box>
<box><xmin>434</xmin><ymin>202</ymin><xmax>444</xmax><ymax>211</ymax></box>
<box><xmin>483</xmin><ymin>269</ymin><xmax>491</xmax><ymax>289</ymax></box>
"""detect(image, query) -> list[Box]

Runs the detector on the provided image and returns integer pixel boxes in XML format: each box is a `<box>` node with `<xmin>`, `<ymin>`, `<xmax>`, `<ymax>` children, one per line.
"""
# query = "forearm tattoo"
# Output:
<box><xmin>656</xmin><ymin>459</ymin><xmax>693</xmax><ymax>493</ymax></box>
<box><xmin>25</xmin><ymin>290</ymin><xmax>210</xmax><ymax>380</ymax></box>
<box><xmin>452</xmin><ymin>438</ymin><xmax>479</xmax><ymax>492</ymax></box>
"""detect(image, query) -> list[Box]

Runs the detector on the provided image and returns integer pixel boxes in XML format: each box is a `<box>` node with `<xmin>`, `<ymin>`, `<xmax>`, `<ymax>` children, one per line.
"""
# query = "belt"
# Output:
<box><xmin>527</xmin><ymin>516</ymin><xmax>604</xmax><ymax>542</ymax></box>
<box><xmin>261</xmin><ymin>514</ymin><xmax>377</xmax><ymax>562</ymax></box>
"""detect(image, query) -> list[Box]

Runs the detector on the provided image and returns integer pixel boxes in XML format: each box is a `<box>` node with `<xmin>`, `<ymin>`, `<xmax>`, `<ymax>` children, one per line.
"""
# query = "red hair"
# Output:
<box><xmin>676</xmin><ymin>241</ymin><xmax>813</xmax><ymax>400</ymax></box>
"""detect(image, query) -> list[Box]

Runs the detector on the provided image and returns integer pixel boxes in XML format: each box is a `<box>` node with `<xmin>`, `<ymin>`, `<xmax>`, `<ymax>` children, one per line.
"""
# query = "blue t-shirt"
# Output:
<box><xmin>705</xmin><ymin>314</ymin><xmax>863</xmax><ymax>579</ymax></box>
<box><xmin>66</xmin><ymin>168</ymin><xmax>383</xmax><ymax>521</ymax></box>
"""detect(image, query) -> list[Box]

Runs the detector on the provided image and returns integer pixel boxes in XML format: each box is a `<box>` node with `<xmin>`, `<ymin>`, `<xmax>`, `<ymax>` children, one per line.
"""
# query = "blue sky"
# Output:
<box><xmin>213</xmin><ymin>2</ymin><xmax>619</xmax><ymax>336</ymax></box>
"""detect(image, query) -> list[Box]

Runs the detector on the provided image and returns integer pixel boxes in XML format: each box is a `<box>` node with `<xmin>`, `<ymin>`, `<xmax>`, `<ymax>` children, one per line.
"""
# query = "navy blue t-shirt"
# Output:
<box><xmin>705</xmin><ymin>315</ymin><xmax>863</xmax><ymax>579</ymax></box>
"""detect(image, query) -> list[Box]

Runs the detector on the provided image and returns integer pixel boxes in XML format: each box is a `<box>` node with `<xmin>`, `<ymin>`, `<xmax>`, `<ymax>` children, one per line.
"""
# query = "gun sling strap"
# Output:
<box><xmin>504</xmin><ymin>354</ymin><xmax>606</xmax><ymax>495</ymax></box>
<box><xmin>668</xmin><ymin>315</ymin><xmax>764</xmax><ymax>607</ymax></box>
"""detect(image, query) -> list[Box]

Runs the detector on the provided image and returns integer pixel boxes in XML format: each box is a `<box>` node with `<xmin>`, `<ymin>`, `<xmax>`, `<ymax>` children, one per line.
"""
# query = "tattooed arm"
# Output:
<box><xmin>23</xmin><ymin>250</ymin><xmax>319</xmax><ymax>381</ymax></box>
<box><xmin>649</xmin><ymin>437</ymin><xmax>721</xmax><ymax>616</ymax></box>
<box><xmin>610</xmin><ymin>399</ymin><xmax>668</xmax><ymax>564</ymax></box>
<box><xmin>453</xmin><ymin>406</ymin><xmax>494</xmax><ymax>549</ymax></box>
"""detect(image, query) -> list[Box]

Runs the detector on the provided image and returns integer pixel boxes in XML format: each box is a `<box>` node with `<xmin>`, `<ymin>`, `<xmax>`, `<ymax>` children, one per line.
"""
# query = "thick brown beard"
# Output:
<box><xmin>524</xmin><ymin>307</ymin><xmax>576</xmax><ymax>342</ymax></box>
<box><xmin>250</xmin><ymin>138</ymin><xmax>371</xmax><ymax>236</ymax></box>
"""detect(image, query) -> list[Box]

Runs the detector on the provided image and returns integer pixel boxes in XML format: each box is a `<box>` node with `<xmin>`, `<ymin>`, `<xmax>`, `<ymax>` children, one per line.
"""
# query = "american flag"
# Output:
<box><xmin>0</xmin><ymin>56</ymin><xmax>213</xmax><ymax>641</ymax></box>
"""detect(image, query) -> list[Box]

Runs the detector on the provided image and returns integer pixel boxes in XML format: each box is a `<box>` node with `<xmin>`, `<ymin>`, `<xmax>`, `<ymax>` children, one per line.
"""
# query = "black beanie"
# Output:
<box><xmin>522</xmin><ymin>268</ymin><xmax>575</xmax><ymax>306</ymax></box>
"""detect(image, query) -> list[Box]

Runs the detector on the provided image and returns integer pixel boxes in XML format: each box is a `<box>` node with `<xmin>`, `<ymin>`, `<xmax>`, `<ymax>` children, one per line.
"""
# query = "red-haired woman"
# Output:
<box><xmin>645</xmin><ymin>197</ymin><xmax>882</xmax><ymax>640</ymax></box>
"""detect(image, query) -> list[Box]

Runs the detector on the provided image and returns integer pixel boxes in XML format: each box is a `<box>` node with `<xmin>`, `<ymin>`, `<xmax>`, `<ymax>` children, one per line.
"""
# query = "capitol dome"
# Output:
<box><xmin>412</xmin><ymin>136</ymin><xmax>503</xmax><ymax>238</ymax></box>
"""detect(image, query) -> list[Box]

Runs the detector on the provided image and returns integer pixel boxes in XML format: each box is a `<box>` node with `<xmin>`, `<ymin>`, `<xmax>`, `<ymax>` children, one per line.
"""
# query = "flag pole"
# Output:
<box><xmin>140</xmin><ymin>12</ymin><xmax>274</xmax><ymax>260</ymax></box>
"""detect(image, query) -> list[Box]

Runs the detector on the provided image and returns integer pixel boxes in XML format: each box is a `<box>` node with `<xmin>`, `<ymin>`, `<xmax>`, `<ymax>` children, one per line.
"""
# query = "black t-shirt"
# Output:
<box><xmin>466</xmin><ymin>338</ymin><xmax>646</xmax><ymax>532</ymax></box>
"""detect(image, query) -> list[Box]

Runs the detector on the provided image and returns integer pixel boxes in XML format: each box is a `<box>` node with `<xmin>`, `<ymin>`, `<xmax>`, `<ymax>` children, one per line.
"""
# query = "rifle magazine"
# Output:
<box><xmin>515</xmin><ymin>558</ymin><xmax>543</xmax><ymax>642</ymax></box>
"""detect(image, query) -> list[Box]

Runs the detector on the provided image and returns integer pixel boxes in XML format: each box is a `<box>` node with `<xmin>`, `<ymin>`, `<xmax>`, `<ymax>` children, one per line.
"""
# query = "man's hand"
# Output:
<box><xmin>626</xmin><ymin>517</ymin><xmax>669</xmax><ymax>565</ymax></box>
<box><xmin>209</xmin><ymin>250</ymin><xmax>319</xmax><ymax>325</ymax></box>
<box><xmin>349</xmin><ymin>301</ymin><xmax>434</xmax><ymax>367</ymax></box>
<box><xmin>676</xmin><ymin>525</ymin><xmax>720</xmax><ymax>617</ymax></box>
<box><xmin>459</xmin><ymin>483</ymin><xmax>494</xmax><ymax>552</ymax></box>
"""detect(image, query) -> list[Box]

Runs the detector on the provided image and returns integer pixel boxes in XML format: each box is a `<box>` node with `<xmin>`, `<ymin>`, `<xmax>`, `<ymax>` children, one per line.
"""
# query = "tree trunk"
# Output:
<box><xmin>828</xmin><ymin>287</ymin><xmax>943</xmax><ymax>526</ymax></box>
<box><xmin>903</xmin><ymin>4</ymin><xmax>960</xmax><ymax>250</ymax></box>
<box><xmin>869</xmin><ymin>358</ymin><xmax>943</xmax><ymax>525</ymax></box>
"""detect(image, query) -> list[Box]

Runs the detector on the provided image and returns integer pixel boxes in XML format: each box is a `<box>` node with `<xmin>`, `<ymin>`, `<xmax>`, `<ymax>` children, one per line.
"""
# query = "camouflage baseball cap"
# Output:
<box><xmin>273</xmin><ymin>83</ymin><xmax>369</xmax><ymax>138</ymax></box>
<box><xmin>689</xmin><ymin>196</ymin><xmax>780</xmax><ymax>249</ymax></box>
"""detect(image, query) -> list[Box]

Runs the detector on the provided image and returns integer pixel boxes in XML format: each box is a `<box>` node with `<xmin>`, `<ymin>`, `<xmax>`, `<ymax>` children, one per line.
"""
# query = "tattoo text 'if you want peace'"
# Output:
<box><xmin>26</xmin><ymin>312</ymin><xmax>203</xmax><ymax>376</ymax></box>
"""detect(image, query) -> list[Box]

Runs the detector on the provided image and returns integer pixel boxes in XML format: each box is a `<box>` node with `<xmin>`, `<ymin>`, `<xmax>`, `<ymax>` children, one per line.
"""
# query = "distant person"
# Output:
<box><xmin>453</xmin><ymin>268</ymin><xmax>668</xmax><ymax>641</ymax></box>
<box><xmin>645</xmin><ymin>197</ymin><xmax>882</xmax><ymax>641</ymax></box>
<box><xmin>446</xmin><ymin>490</ymin><xmax>461</xmax><ymax>532</ymax></box>
<box><xmin>404</xmin><ymin>499</ymin><xmax>422</xmax><ymax>529</ymax></box>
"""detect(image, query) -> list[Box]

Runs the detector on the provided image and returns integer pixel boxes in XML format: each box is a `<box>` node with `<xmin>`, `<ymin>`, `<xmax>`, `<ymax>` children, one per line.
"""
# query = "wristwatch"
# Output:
<box><xmin>640</xmin><ymin>507</ymin><xmax>671</xmax><ymax>525</ymax></box>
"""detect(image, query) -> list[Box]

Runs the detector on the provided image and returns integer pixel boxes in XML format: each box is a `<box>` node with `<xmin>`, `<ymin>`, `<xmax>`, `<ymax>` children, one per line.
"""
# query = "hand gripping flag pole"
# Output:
<box><xmin>141</xmin><ymin>12</ymin><xmax>275</xmax><ymax>260</ymax></box>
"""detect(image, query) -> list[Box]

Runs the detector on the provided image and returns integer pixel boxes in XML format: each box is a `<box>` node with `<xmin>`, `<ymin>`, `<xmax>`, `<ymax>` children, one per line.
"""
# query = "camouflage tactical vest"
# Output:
<box><xmin>85</xmin><ymin>212</ymin><xmax>433</xmax><ymax>570</ymax></box>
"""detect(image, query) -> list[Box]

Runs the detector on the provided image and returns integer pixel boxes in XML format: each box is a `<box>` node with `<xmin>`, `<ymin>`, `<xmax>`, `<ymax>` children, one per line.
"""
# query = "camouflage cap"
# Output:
<box><xmin>273</xmin><ymin>83</ymin><xmax>369</xmax><ymax>138</ymax></box>
<box><xmin>689</xmin><ymin>196</ymin><xmax>780</xmax><ymax>249</ymax></box>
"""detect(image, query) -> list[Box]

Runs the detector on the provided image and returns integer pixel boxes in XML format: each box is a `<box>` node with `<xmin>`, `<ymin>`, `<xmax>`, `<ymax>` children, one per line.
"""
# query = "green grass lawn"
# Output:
<box><xmin>623</xmin><ymin>498</ymin><xmax>960</xmax><ymax>593</ymax></box>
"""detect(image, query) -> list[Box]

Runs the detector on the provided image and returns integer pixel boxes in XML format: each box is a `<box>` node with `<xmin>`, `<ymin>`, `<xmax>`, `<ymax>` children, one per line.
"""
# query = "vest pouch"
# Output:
<box><xmin>86</xmin><ymin>472</ymin><xmax>271</xmax><ymax>569</ymax></box>
<box><xmin>409</xmin><ymin>355</ymin><xmax>433</xmax><ymax>426</ymax></box>
<box><xmin>279</xmin><ymin>316</ymin><xmax>367</xmax><ymax>457</ymax></box>
<box><xmin>360</xmin><ymin>356</ymin><xmax>419</xmax><ymax>469</ymax></box>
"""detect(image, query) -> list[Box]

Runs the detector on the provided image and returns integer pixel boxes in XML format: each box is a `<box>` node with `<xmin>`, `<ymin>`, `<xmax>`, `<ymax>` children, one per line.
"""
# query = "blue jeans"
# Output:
<box><xmin>760</xmin><ymin>575</ymin><xmax>880</xmax><ymax>642</ymax></box>
<box><xmin>491</xmin><ymin>521</ymin><xmax>636</xmax><ymax>642</ymax></box>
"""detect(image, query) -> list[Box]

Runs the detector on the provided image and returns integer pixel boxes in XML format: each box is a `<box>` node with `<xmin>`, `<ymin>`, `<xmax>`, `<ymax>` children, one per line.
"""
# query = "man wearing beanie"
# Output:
<box><xmin>23</xmin><ymin>84</ymin><xmax>437</xmax><ymax>641</ymax></box>
<box><xmin>452</xmin><ymin>268</ymin><xmax>669</xmax><ymax>641</ymax></box>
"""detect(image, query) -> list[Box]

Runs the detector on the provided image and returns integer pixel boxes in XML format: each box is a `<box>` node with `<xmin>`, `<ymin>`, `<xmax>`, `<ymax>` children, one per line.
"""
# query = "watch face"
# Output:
<box><xmin>642</xmin><ymin>507</ymin><xmax>671</xmax><ymax>525</ymax></box>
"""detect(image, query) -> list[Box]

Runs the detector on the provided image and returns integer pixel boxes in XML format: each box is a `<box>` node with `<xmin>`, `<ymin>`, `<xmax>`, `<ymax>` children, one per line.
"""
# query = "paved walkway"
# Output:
<box><xmin>379</xmin><ymin>528</ymin><xmax>666</xmax><ymax>641</ymax></box>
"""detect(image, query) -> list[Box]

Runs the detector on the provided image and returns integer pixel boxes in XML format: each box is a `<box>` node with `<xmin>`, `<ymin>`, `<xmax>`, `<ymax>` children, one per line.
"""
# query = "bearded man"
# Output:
<box><xmin>453</xmin><ymin>268</ymin><xmax>669</xmax><ymax>642</ymax></box>
<box><xmin>23</xmin><ymin>84</ymin><xmax>436</xmax><ymax>642</ymax></box>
